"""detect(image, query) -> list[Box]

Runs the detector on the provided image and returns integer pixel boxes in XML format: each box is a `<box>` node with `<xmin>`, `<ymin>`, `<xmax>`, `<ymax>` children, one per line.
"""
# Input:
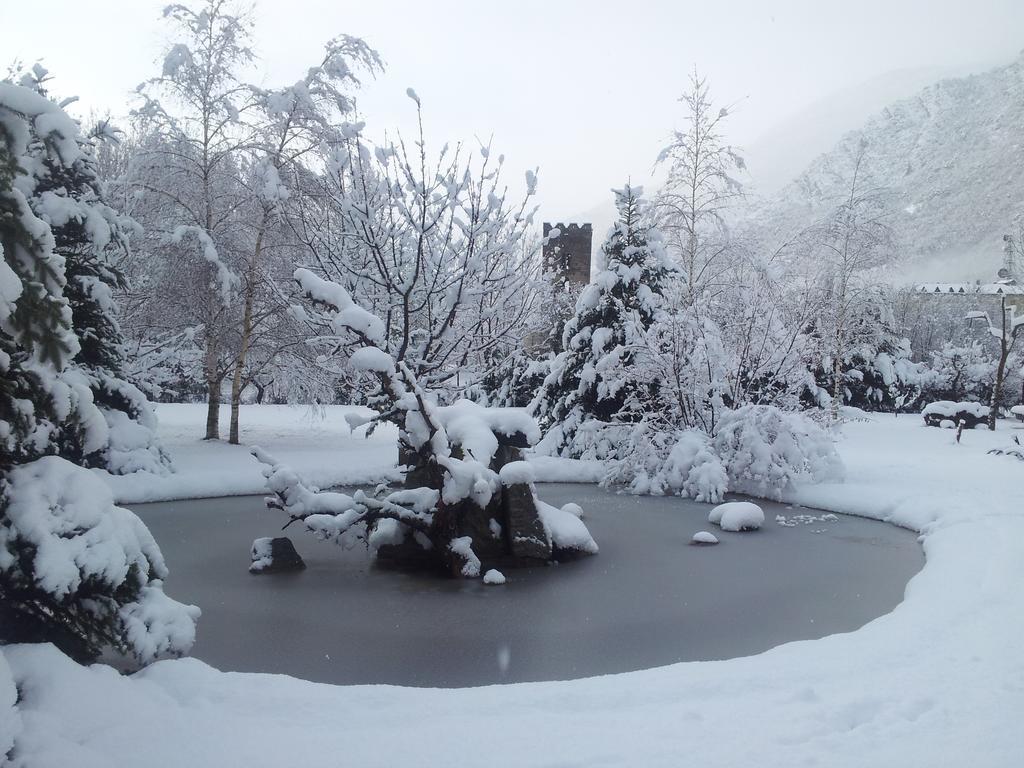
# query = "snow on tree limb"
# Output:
<box><xmin>169</xmin><ymin>225</ymin><xmax>238</xmax><ymax>305</ymax></box>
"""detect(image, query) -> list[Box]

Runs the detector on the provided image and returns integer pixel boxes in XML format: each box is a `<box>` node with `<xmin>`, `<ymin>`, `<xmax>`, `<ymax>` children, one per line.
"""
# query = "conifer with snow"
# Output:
<box><xmin>15</xmin><ymin>65</ymin><xmax>169</xmax><ymax>473</ymax></box>
<box><xmin>0</xmin><ymin>81</ymin><xmax>197</xmax><ymax>664</ymax></box>
<box><xmin>534</xmin><ymin>185</ymin><xmax>669</xmax><ymax>458</ymax></box>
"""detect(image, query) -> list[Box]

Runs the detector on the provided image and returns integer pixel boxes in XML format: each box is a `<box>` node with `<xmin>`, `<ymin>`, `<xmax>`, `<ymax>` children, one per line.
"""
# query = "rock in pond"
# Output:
<box><xmin>250</xmin><ymin>536</ymin><xmax>306</xmax><ymax>574</ymax></box>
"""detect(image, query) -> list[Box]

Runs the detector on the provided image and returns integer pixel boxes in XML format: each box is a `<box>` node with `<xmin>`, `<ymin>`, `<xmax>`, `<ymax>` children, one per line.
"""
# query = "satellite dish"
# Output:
<box><xmin>998</xmin><ymin>267</ymin><xmax>1011</xmax><ymax>279</ymax></box>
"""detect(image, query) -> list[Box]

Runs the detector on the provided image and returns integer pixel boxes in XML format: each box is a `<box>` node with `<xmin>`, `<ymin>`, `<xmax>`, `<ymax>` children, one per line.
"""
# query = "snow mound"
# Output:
<box><xmin>690</xmin><ymin>531</ymin><xmax>719</xmax><ymax>545</ymax></box>
<box><xmin>561</xmin><ymin>502</ymin><xmax>584</xmax><ymax>519</ymax></box>
<box><xmin>448</xmin><ymin>536</ymin><xmax>481</xmax><ymax>578</ymax></box>
<box><xmin>922</xmin><ymin>400</ymin><xmax>989</xmax><ymax>419</ymax></box>
<box><xmin>482</xmin><ymin>569</ymin><xmax>506</xmax><ymax>585</ymax></box>
<box><xmin>708</xmin><ymin>501</ymin><xmax>765</xmax><ymax>532</ymax></box>
<box><xmin>526</xmin><ymin>455</ymin><xmax>605</xmax><ymax>483</ymax></box>
<box><xmin>499</xmin><ymin>461</ymin><xmax>535</xmax><ymax>486</ymax></box>
<box><xmin>536</xmin><ymin>501</ymin><xmax>599</xmax><ymax>554</ymax></box>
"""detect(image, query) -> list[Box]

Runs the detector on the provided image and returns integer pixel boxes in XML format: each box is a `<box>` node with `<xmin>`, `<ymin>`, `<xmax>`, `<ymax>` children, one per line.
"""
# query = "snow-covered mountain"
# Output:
<box><xmin>738</xmin><ymin>53</ymin><xmax>1024</xmax><ymax>282</ymax></box>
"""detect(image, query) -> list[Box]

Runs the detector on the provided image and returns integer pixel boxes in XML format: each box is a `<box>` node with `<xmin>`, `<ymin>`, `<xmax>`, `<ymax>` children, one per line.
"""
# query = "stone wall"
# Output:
<box><xmin>543</xmin><ymin>222</ymin><xmax>592</xmax><ymax>285</ymax></box>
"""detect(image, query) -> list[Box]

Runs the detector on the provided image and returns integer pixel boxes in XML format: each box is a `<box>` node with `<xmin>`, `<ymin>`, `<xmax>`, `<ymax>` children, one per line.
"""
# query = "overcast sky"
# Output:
<box><xmin>6</xmin><ymin>0</ymin><xmax>1024</xmax><ymax>234</ymax></box>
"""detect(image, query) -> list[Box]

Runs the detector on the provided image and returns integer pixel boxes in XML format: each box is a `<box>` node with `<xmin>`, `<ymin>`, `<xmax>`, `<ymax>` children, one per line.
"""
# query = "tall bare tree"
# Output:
<box><xmin>655</xmin><ymin>69</ymin><xmax>746</xmax><ymax>300</ymax></box>
<box><xmin>810</xmin><ymin>142</ymin><xmax>894</xmax><ymax>420</ymax></box>
<box><xmin>128</xmin><ymin>0</ymin><xmax>253</xmax><ymax>439</ymax></box>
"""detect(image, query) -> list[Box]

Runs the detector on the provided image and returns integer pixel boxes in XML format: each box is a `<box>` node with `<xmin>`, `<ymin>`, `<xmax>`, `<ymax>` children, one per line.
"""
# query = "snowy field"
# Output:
<box><xmin>100</xmin><ymin>403</ymin><xmax>600</xmax><ymax>504</ymax></box>
<box><xmin>100</xmin><ymin>404</ymin><xmax>400</xmax><ymax>504</ymax></box>
<box><xmin>5</xmin><ymin>408</ymin><xmax>1024</xmax><ymax>766</ymax></box>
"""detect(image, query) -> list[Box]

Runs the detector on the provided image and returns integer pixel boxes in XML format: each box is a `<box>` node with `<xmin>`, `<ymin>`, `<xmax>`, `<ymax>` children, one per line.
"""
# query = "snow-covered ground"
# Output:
<box><xmin>5</xmin><ymin>410</ymin><xmax>1024</xmax><ymax>767</ymax></box>
<box><xmin>99</xmin><ymin>404</ymin><xmax>400</xmax><ymax>504</ymax></box>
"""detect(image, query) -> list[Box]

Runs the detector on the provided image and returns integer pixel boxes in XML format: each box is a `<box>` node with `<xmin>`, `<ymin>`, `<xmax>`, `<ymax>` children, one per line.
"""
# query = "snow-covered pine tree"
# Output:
<box><xmin>534</xmin><ymin>185</ymin><xmax>669</xmax><ymax>458</ymax></box>
<box><xmin>16</xmin><ymin>65</ymin><xmax>169</xmax><ymax>473</ymax></box>
<box><xmin>0</xmin><ymin>80</ymin><xmax>197</xmax><ymax>664</ymax></box>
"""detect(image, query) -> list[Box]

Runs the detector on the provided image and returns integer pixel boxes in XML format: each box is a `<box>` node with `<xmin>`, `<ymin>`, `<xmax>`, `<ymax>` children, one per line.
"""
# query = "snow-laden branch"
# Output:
<box><xmin>168</xmin><ymin>225</ymin><xmax>239</xmax><ymax>305</ymax></box>
<box><xmin>253</xmin><ymin>447</ymin><xmax>436</xmax><ymax>541</ymax></box>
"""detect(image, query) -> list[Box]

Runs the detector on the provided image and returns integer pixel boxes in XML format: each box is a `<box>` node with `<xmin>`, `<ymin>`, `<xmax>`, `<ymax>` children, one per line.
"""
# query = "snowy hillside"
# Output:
<box><xmin>739</xmin><ymin>52</ymin><xmax>1024</xmax><ymax>281</ymax></box>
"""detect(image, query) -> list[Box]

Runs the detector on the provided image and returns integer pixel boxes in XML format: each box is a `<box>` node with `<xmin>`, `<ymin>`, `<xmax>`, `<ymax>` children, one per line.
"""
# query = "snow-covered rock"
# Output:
<box><xmin>448</xmin><ymin>536</ymin><xmax>481</xmax><ymax>577</ymax></box>
<box><xmin>482</xmin><ymin>569</ymin><xmax>506</xmax><ymax>585</ymax></box>
<box><xmin>708</xmin><ymin>501</ymin><xmax>765</xmax><ymax>532</ymax></box>
<box><xmin>690</xmin><ymin>531</ymin><xmax>719</xmax><ymax>546</ymax></box>
<box><xmin>536</xmin><ymin>501</ymin><xmax>599</xmax><ymax>554</ymax></box>
<box><xmin>922</xmin><ymin>400</ymin><xmax>989</xmax><ymax>428</ymax></box>
<box><xmin>499</xmin><ymin>460</ymin><xmax>535</xmax><ymax>486</ymax></box>
<box><xmin>249</xmin><ymin>537</ymin><xmax>306</xmax><ymax>574</ymax></box>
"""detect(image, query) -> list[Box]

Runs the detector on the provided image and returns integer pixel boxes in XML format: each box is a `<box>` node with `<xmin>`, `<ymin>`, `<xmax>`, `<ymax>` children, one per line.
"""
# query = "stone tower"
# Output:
<box><xmin>543</xmin><ymin>223</ymin><xmax>592</xmax><ymax>285</ymax></box>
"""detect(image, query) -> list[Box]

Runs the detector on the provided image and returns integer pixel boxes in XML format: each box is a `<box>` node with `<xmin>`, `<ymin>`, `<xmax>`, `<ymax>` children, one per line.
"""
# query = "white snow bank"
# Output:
<box><xmin>708</xmin><ymin>501</ymin><xmax>765</xmax><ymax>532</ymax></box>
<box><xmin>483</xmin><ymin>569</ymin><xmax>506</xmax><ymax>585</ymax></box>
<box><xmin>0</xmin><ymin>652</ymin><xmax>19</xmax><ymax>759</ymax></box>
<box><xmin>525</xmin><ymin>455</ymin><xmax>605</xmax><ymax>483</ymax></box>
<box><xmin>98</xmin><ymin>404</ymin><xmax>398</xmax><ymax>504</ymax></box>
<box><xmin>536</xmin><ymin>500</ymin><xmax>599</xmax><ymax>554</ymax></box>
<box><xmin>93</xmin><ymin>404</ymin><xmax>600</xmax><ymax>505</ymax></box>
<box><xmin>5</xmin><ymin>418</ymin><xmax>1024</xmax><ymax>767</ymax></box>
<box><xmin>499</xmin><ymin>461</ymin><xmax>535</xmax><ymax>486</ymax></box>
<box><xmin>690</xmin><ymin>531</ymin><xmax>719</xmax><ymax>545</ymax></box>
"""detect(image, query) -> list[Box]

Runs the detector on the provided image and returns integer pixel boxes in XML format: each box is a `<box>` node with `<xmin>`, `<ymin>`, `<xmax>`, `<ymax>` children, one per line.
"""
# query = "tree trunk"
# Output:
<box><xmin>229</xmin><ymin>223</ymin><xmax>266</xmax><ymax>445</ymax></box>
<box><xmin>831</xmin><ymin>288</ymin><xmax>847</xmax><ymax>423</ymax></box>
<box><xmin>988</xmin><ymin>295</ymin><xmax>1010</xmax><ymax>431</ymax></box>
<box><xmin>205</xmin><ymin>377</ymin><xmax>221</xmax><ymax>440</ymax></box>
<box><xmin>989</xmin><ymin>348</ymin><xmax>1007</xmax><ymax>431</ymax></box>
<box><xmin>203</xmin><ymin>333</ymin><xmax>221</xmax><ymax>440</ymax></box>
<box><xmin>228</xmin><ymin>285</ymin><xmax>255</xmax><ymax>444</ymax></box>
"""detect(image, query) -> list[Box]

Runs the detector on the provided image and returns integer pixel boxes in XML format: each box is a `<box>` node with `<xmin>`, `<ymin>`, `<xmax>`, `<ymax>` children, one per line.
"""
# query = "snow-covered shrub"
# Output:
<box><xmin>712</xmin><ymin>405</ymin><xmax>843</xmax><ymax>499</ymax></box>
<box><xmin>603</xmin><ymin>424</ymin><xmax>727</xmax><ymax>502</ymax></box>
<box><xmin>924</xmin><ymin>341</ymin><xmax>997</xmax><ymax>404</ymax></box>
<box><xmin>0</xmin><ymin>457</ymin><xmax>198</xmax><ymax>663</ymax></box>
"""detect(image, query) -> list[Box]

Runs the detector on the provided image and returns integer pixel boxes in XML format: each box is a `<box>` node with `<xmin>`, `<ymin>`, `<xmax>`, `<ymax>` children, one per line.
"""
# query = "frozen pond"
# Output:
<box><xmin>132</xmin><ymin>484</ymin><xmax>923</xmax><ymax>688</ymax></box>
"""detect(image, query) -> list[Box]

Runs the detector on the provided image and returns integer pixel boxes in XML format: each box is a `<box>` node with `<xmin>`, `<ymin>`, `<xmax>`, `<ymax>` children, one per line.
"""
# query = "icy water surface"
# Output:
<box><xmin>132</xmin><ymin>484</ymin><xmax>923</xmax><ymax>687</ymax></box>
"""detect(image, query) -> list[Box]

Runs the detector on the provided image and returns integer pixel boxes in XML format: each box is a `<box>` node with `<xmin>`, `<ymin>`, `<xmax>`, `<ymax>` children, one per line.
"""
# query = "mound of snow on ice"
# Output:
<box><xmin>561</xmin><ymin>502</ymin><xmax>584</xmax><ymax>519</ymax></box>
<box><xmin>690</xmin><ymin>531</ymin><xmax>719</xmax><ymax>545</ymax></box>
<box><xmin>708</xmin><ymin>501</ymin><xmax>765</xmax><ymax>531</ymax></box>
<box><xmin>482</xmin><ymin>569</ymin><xmax>506</xmax><ymax>585</ymax></box>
